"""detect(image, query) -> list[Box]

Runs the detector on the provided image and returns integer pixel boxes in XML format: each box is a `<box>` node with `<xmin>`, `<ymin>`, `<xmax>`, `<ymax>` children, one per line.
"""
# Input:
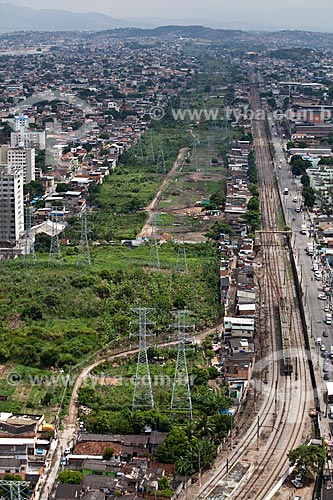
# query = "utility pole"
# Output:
<box><xmin>149</xmin><ymin>214</ymin><xmax>160</xmax><ymax>271</ymax></box>
<box><xmin>49</xmin><ymin>206</ymin><xmax>62</xmax><ymax>267</ymax></box>
<box><xmin>170</xmin><ymin>310</ymin><xmax>193</xmax><ymax>420</ymax></box>
<box><xmin>77</xmin><ymin>207</ymin><xmax>91</xmax><ymax>267</ymax></box>
<box><xmin>131</xmin><ymin>307</ymin><xmax>155</xmax><ymax>411</ymax></box>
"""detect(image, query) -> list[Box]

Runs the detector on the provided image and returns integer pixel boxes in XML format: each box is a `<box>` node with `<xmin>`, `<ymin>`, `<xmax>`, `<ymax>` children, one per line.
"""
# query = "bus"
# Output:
<box><xmin>326</xmin><ymin>382</ymin><xmax>333</xmax><ymax>403</ymax></box>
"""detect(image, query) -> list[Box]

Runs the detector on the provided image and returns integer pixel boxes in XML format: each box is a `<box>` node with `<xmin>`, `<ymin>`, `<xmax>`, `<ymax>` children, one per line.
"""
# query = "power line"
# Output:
<box><xmin>76</xmin><ymin>207</ymin><xmax>91</xmax><ymax>267</ymax></box>
<box><xmin>146</xmin><ymin>131</ymin><xmax>155</xmax><ymax>165</ymax></box>
<box><xmin>156</xmin><ymin>138</ymin><xmax>166</xmax><ymax>174</ymax></box>
<box><xmin>131</xmin><ymin>307</ymin><xmax>155</xmax><ymax>411</ymax></box>
<box><xmin>148</xmin><ymin>213</ymin><xmax>160</xmax><ymax>271</ymax></box>
<box><xmin>22</xmin><ymin>205</ymin><xmax>36</xmax><ymax>266</ymax></box>
<box><xmin>49</xmin><ymin>206</ymin><xmax>62</xmax><ymax>267</ymax></box>
<box><xmin>170</xmin><ymin>310</ymin><xmax>193</xmax><ymax>420</ymax></box>
<box><xmin>176</xmin><ymin>238</ymin><xmax>188</xmax><ymax>274</ymax></box>
<box><xmin>0</xmin><ymin>480</ymin><xmax>30</xmax><ymax>500</ymax></box>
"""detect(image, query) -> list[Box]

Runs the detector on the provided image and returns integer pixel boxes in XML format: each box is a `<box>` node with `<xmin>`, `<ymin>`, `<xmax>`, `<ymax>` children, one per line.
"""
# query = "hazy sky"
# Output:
<box><xmin>3</xmin><ymin>0</ymin><xmax>333</xmax><ymax>31</ymax></box>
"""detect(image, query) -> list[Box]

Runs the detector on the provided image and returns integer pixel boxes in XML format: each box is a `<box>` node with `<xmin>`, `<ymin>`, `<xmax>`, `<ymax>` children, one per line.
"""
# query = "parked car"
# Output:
<box><xmin>291</xmin><ymin>479</ymin><xmax>303</xmax><ymax>488</ymax></box>
<box><xmin>323</xmin><ymin>331</ymin><xmax>329</xmax><ymax>337</ymax></box>
<box><xmin>324</xmin><ymin>373</ymin><xmax>330</xmax><ymax>381</ymax></box>
<box><xmin>318</xmin><ymin>293</ymin><xmax>326</xmax><ymax>300</ymax></box>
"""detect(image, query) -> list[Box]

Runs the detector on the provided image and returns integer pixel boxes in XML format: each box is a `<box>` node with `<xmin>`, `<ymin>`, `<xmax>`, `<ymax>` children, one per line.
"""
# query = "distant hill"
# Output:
<box><xmin>0</xmin><ymin>3</ymin><xmax>129</xmax><ymax>32</ymax></box>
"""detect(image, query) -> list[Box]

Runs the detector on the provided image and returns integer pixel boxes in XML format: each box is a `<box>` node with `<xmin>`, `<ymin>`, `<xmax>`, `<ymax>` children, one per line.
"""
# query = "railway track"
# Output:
<box><xmin>234</xmin><ymin>80</ymin><xmax>310</xmax><ymax>500</ymax></box>
<box><xmin>195</xmin><ymin>77</ymin><xmax>311</xmax><ymax>500</ymax></box>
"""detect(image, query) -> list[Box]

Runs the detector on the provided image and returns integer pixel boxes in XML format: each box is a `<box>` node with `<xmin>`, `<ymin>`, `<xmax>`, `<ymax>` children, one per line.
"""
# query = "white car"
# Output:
<box><xmin>318</xmin><ymin>293</ymin><xmax>327</xmax><ymax>300</ymax></box>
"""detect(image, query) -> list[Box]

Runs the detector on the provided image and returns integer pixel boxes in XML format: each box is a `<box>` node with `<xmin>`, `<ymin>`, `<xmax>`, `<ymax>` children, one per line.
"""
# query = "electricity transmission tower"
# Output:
<box><xmin>170</xmin><ymin>310</ymin><xmax>193</xmax><ymax>420</ymax></box>
<box><xmin>49</xmin><ymin>207</ymin><xmax>62</xmax><ymax>266</ymax></box>
<box><xmin>156</xmin><ymin>138</ymin><xmax>166</xmax><ymax>173</ymax></box>
<box><xmin>137</xmin><ymin>133</ymin><xmax>144</xmax><ymax>160</ymax></box>
<box><xmin>77</xmin><ymin>207</ymin><xmax>91</xmax><ymax>267</ymax></box>
<box><xmin>149</xmin><ymin>214</ymin><xmax>160</xmax><ymax>271</ymax></box>
<box><xmin>0</xmin><ymin>480</ymin><xmax>30</xmax><ymax>500</ymax></box>
<box><xmin>146</xmin><ymin>131</ymin><xmax>155</xmax><ymax>165</ymax></box>
<box><xmin>22</xmin><ymin>206</ymin><xmax>36</xmax><ymax>265</ymax></box>
<box><xmin>131</xmin><ymin>307</ymin><xmax>155</xmax><ymax>411</ymax></box>
<box><xmin>191</xmin><ymin>135</ymin><xmax>198</xmax><ymax>170</ymax></box>
<box><xmin>176</xmin><ymin>239</ymin><xmax>188</xmax><ymax>274</ymax></box>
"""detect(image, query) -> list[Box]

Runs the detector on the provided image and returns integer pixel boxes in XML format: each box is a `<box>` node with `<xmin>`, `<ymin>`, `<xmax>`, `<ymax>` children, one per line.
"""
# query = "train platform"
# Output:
<box><xmin>202</xmin><ymin>460</ymin><xmax>253</xmax><ymax>500</ymax></box>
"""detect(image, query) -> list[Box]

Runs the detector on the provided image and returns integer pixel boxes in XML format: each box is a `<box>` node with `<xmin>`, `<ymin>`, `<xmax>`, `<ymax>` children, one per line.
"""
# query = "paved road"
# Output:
<box><xmin>270</xmin><ymin>115</ymin><xmax>333</xmax><ymax>437</ymax></box>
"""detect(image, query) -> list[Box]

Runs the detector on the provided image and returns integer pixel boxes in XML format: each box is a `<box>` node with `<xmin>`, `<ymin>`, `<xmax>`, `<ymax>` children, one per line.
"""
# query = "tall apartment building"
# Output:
<box><xmin>0</xmin><ymin>145</ymin><xmax>35</xmax><ymax>183</ymax></box>
<box><xmin>11</xmin><ymin>128</ymin><xmax>46</xmax><ymax>150</ymax></box>
<box><xmin>13</xmin><ymin>113</ymin><xmax>29</xmax><ymax>131</ymax></box>
<box><xmin>0</xmin><ymin>164</ymin><xmax>24</xmax><ymax>246</ymax></box>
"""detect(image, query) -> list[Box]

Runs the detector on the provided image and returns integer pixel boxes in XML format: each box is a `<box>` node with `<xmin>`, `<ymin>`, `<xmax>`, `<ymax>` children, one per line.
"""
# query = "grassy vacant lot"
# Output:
<box><xmin>0</xmin><ymin>242</ymin><xmax>221</xmax><ymax>414</ymax></box>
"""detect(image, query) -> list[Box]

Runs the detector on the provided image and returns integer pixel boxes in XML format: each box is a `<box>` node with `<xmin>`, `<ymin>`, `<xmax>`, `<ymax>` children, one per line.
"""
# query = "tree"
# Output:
<box><xmin>155</xmin><ymin>428</ymin><xmax>190</xmax><ymax>464</ymax></box>
<box><xmin>103</xmin><ymin>447</ymin><xmax>115</xmax><ymax>460</ymax></box>
<box><xmin>158</xmin><ymin>476</ymin><xmax>170</xmax><ymax>490</ymax></box>
<box><xmin>288</xmin><ymin>444</ymin><xmax>325</xmax><ymax>476</ymax></box>
<box><xmin>56</xmin><ymin>182</ymin><xmax>70</xmax><ymax>193</ymax></box>
<box><xmin>244</xmin><ymin>210</ymin><xmax>261</xmax><ymax>230</ymax></box>
<box><xmin>209</xmin><ymin>191</ymin><xmax>226</xmax><ymax>209</ymax></box>
<box><xmin>302</xmin><ymin>186</ymin><xmax>316</xmax><ymax>208</ymax></box>
<box><xmin>57</xmin><ymin>470</ymin><xmax>83</xmax><ymax>484</ymax></box>
<box><xmin>247</xmin><ymin>196</ymin><xmax>259</xmax><ymax>211</ymax></box>
<box><xmin>316</xmin><ymin>185</ymin><xmax>333</xmax><ymax>216</ymax></box>
<box><xmin>24</xmin><ymin>180</ymin><xmax>45</xmax><ymax>198</ymax></box>
<box><xmin>300</xmin><ymin>174</ymin><xmax>310</xmax><ymax>187</ymax></box>
<box><xmin>205</xmin><ymin>221</ymin><xmax>234</xmax><ymax>241</ymax></box>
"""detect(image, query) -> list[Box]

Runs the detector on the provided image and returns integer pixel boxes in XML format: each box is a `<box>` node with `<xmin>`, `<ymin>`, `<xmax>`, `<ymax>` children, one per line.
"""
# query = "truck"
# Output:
<box><xmin>301</xmin><ymin>224</ymin><xmax>307</xmax><ymax>235</ymax></box>
<box><xmin>326</xmin><ymin>382</ymin><xmax>333</xmax><ymax>404</ymax></box>
<box><xmin>283</xmin><ymin>187</ymin><xmax>289</xmax><ymax>195</ymax></box>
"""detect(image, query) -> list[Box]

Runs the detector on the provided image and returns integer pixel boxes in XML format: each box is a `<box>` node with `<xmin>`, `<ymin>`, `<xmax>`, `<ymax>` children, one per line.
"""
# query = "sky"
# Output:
<box><xmin>2</xmin><ymin>0</ymin><xmax>333</xmax><ymax>32</ymax></box>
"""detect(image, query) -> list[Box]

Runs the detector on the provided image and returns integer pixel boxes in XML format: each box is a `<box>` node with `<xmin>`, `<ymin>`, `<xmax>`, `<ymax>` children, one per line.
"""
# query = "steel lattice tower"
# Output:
<box><xmin>149</xmin><ymin>214</ymin><xmax>160</xmax><ymax>271</ymax></box>
<box><xmin>23</xmin><ymin>206</ymin><xmax>36</xmax><ymax>265</ymax></box>
<box><xmin>191</xmin><ymin>135</ymin><xmax>198</xmax><ymax>170</ymax></box>
<box><xmin>176</xmin><ymin>239</ymin><xmax>188</xmax><ymax>274</ymax></box>
<box><xmin>131</xmin><ymin>307</ymin><xmax>155</xmax><ymax>411</ymax></box>
<box><xmin>137</xmin><ymin>133</ymin><xmax>144</xmax><ymax>160</ymax></box>
<box><xmin>146</xmin><ymin>131</ymin><xmax>155</xmax><ymax>165</ymax></box>
<box><xmin>0</xmin><ymin>480</ymin><xmax>30</xmax><ymax>500</ymax></box>
<box><xmin>49</xmin><ymin>206</ymin><xmax>62</xmax><ymax>266</ymax></box>
<box><xmin>156</xmin><ymin>138</ymin><xmax>166</xmax><ymax>173</ymax></box>
<box><xmin>77</xmin><ymin>208</ymin><xmax>91</xmax><ymax>267</ymax></box>
<box><xmin>170</xmin><ymin>310</ymin><xmax>193</xmax><ymax>420</ymax></box>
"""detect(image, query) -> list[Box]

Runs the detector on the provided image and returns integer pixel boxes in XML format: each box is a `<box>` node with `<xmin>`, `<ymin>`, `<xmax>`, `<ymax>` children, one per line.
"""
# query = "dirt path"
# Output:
<box><xmin>138</xmin><ymin>147</ymin><xmax>189</xmax><ymax>238</ymax></box>
<box><xmin>38</xmin><ymin>317</ymin><xmax>223</xmax><ymax>499</ymax></box>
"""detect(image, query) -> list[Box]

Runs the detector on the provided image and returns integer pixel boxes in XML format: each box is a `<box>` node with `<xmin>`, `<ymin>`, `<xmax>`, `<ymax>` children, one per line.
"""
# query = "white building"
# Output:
<box><xmin>13</xmin><ymin>114</ymin><xmax>29</xmax><ymax>131</ymax></box>
<box><xmin>11</xmin><ymin>128</ymin><xmax>46</xmax><ymax>150</ymax></box>
<box><xmin>0</xmin><ymin>145</ymin><xmax>35</xmax><ymax>183</ymax></box>
<box><xmin>0</xmin><ymin>164</ymin><xmax>24</xmax><ymax>245</ymax></box>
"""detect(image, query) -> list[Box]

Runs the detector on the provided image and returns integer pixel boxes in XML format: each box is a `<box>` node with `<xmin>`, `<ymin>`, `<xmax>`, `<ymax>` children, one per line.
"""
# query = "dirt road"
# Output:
<box><xmin>138</xmin><ymin>147</ymin><xmax>189</xmax><ymax>238</ymax></box>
